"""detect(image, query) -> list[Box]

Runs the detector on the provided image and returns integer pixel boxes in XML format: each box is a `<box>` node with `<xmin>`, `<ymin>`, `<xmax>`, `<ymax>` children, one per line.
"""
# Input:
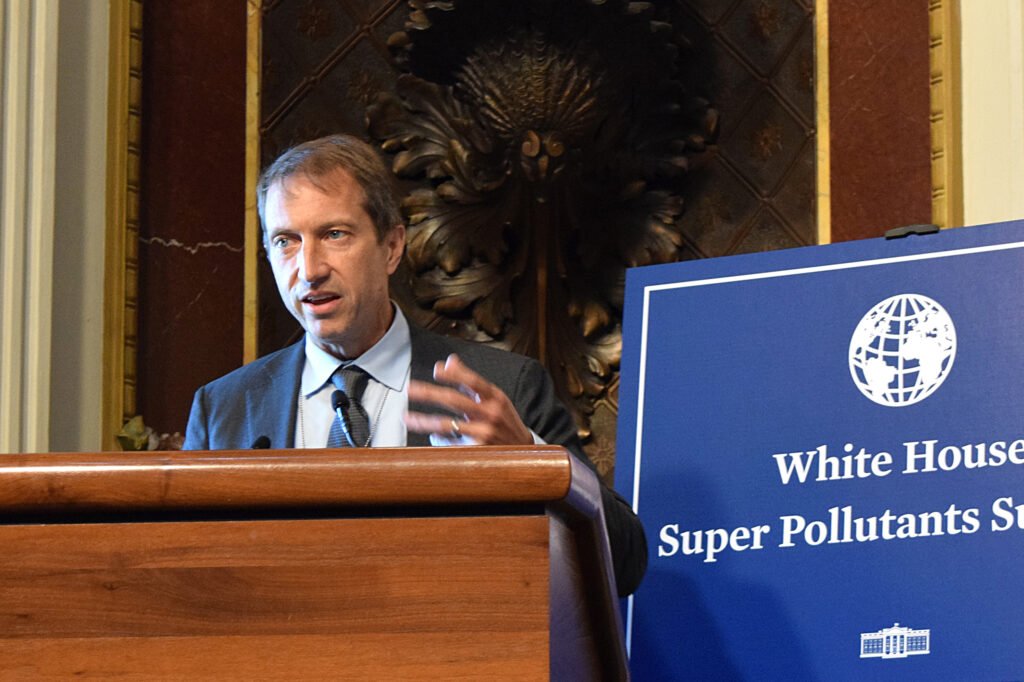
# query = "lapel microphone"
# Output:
<box><xmin>251</xmin><ymin>435</ymin><xmax>271</xmax><ymax>449</ymax></box>
<box><xmin>331</xmin><ymin>389</ymin><xmax>355</xmax><ymax>447</ymax></box>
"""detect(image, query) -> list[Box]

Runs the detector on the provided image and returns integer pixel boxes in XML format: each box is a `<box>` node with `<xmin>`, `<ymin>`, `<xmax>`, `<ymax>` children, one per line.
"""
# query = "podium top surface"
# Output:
<box><xmin>0</xmin><ymin>445</ymin><xmax>575</xmax><ymax>514</ymax></box>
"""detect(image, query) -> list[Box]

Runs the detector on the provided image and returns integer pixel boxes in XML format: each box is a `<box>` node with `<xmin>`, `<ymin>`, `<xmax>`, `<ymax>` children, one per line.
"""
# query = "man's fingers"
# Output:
<box><xmin>432</xmin><ymin>354</ymin><xmax>496</xmax><ymax>401</ymax></box>
<box><xmin>406</xmin><ymin>354</ymin><xmax>532</xmax><ymax>446</ymax></box>
<box><xmin>407</xmin><ymin>379</ymin><xmax>481</xmax><ymax>418</ymax></box>
<box><xmin>404</xmin><ymin>410</ymin><xmax>471</xmax><ymax>438</ymax></box>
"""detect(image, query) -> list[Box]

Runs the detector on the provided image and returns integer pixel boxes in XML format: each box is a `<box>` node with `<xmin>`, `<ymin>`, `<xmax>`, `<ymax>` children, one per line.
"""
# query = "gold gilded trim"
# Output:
<box><xmin>102</xmin><ymin>0</ymin><xmax>142</xmax><ymax>450</ymax></box>
<box><xmin>244</xmin><ymin>0</ymin><xmax>263</xmax><ymax>364</ymax></box>
<box><xmin>815</xmin><ymin>0</ymin><xmax>831</xmax><ymax>245</ymax></box>
<box><xmin>929</xmin><ymin>1</ymin><xmax>964</xmax><ymax>229</ymax></box>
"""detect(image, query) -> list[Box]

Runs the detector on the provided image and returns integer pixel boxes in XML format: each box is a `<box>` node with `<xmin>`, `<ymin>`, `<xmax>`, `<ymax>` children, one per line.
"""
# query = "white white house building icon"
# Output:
<box><xmin>860</xmin><ymin>623</ymin><xmax>931</xmax><ymax>659</ymax></box>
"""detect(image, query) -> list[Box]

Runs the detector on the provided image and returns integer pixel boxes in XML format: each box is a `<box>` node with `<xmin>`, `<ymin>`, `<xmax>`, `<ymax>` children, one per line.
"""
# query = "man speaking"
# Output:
<box><xmin>184</xmin><ymin>134</ymin><xmax>647</xmax><ymax>596</ymax></box>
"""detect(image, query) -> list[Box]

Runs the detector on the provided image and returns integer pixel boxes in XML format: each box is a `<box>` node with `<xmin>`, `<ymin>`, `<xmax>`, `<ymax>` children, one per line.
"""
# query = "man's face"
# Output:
<box><xmin>263</xmin><ymin>169</ymin><xmax>405</xmax><ymax>359</ymax></box>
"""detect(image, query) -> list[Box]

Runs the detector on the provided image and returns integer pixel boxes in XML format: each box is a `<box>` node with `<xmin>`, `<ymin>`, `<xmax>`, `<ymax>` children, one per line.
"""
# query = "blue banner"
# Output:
<box><xmin>616</xmin><ymin>220</ymin><xmax>1024</xmax><ymax>681</ymax></box>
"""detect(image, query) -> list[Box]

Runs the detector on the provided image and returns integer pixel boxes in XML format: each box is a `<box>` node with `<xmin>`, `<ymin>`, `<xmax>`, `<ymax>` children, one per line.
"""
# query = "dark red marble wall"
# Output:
<box><xmin>828</xmin><ymin>1</ymin><xmax>932</xmax><ymax>242</ymax></box>
<box><xmin>138</xmin><ymin>1</ymin><xmax>247</xmax><ymax>436</ymax></box>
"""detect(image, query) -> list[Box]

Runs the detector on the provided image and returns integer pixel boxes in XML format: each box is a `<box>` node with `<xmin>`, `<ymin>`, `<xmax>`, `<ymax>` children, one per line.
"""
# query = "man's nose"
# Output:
<box><xmin>298</xmin><ymin>241</ymin><xmax>329</xmax><ymax>283</ymax></box>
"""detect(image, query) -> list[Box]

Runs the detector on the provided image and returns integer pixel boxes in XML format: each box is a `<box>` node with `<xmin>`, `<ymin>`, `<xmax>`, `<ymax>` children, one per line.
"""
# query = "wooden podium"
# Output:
<box><xmin>0</xmin><ymin>446</ymin><xmax>629</xmax><ymax>680</ymax></box>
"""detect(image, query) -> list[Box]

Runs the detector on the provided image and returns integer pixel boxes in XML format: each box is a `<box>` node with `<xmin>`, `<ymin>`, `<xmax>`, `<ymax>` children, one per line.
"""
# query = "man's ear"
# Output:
<box><xmin>385</xmin><ymin>224</ymin><xmax>406</xmax><ymax>274</ymax></box>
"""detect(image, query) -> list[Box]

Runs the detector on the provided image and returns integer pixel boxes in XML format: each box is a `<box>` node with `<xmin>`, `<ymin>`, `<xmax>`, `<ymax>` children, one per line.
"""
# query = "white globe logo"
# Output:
<box><xmin>849</xmin><ymin>294</ymin><xmax>956</xmax><ymax>407</ymax></box>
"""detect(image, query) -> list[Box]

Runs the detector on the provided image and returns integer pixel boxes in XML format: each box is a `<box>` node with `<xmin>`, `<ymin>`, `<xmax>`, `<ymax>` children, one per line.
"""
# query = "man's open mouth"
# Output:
<box><xmin>302</xmin><ymin>293</ymin><xmax>339</xmax><ymax>305</ymax></box>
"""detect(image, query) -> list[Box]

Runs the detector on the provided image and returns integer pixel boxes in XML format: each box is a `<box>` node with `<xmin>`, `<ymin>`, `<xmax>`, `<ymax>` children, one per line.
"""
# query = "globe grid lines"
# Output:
<box><xmin>849</xmin><ymin>294</ymin><xmax>957</xmax><ymax>407</ymax></box>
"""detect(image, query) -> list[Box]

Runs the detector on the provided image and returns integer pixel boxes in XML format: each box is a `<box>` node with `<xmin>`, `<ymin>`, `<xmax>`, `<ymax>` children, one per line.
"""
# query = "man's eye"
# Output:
<box><xmin>327</xmin><ymin>230</ymin><xmax>345</xmax><ymax>240</ymax></box>
<box><xmin>272</xmin><ymin>236</ymin><xmax>292</xmax><ymax>248</ymax></box>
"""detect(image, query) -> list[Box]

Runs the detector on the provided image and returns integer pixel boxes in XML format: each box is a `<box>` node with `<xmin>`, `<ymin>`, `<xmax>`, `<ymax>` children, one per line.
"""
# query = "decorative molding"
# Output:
<box><xmin>815</xmin><ymin>0</ymin><xmax>830</xmax><ymax>244</ymax></box>
<box><xmin>1</xmin><ymin>0</ymin><xmax>59</xmax><ymax>453</ymax></box>
<box><xmin>244</xmin><ymin>0</ymin><xmax>262</xmax><ymax>365</ymax></box>
<box><xmin>928</xmin><ymin>0</ymin><xmax>963</xmax><ymax>229</ymax></box>
<box><xmin>102</xmin><ymin>0</ymin><xmax>143</xmax><ymax>450</ymax></box>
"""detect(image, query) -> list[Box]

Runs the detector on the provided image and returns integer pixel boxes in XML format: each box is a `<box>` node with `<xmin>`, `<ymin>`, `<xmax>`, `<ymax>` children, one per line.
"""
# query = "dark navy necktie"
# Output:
<box><xmin>326</xmin><ymin>366</ymin><xmax>371</xmax><ymax>448</ymax></box>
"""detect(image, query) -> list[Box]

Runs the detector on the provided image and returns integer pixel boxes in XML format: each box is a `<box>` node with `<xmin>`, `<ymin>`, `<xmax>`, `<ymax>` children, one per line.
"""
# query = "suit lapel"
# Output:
<box><xmin>246</xmin><ymin>340</ymin><xmax>304</xmax><ymax>449</ymax></box>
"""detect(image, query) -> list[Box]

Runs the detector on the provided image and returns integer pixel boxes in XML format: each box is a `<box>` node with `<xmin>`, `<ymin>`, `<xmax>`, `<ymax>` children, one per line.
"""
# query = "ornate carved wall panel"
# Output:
<box><xmin>257</xmin><ymin>0</ymin><xmax>817</xmax><ymax>478</ymax></box>
<box><xmin>674</xmin><ymin>0</ymin><xmax>817</xmax><ymax>256</ymax></box>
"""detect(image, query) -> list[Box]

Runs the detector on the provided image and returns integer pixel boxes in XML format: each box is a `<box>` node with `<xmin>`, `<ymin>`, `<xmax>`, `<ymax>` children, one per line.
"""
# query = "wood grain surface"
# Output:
<box><xmin>0</xmin><ymin>516</ymin><xmax>550</xmax><ymax>679</ymax></box>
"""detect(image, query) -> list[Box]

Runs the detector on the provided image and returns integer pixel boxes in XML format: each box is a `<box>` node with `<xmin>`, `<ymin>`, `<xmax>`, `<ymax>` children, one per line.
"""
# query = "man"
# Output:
<box><xmin>184</xmin><ymin>134</ymin><xmax>646</xmax><ymax>596</ymax></box>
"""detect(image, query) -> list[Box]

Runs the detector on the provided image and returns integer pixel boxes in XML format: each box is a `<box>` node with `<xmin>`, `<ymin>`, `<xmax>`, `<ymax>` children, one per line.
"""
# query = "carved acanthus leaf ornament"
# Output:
<box><xmin>368</xmin><ymin>0</ymin><xmax>716</xmax><ymax>467</ymax></box>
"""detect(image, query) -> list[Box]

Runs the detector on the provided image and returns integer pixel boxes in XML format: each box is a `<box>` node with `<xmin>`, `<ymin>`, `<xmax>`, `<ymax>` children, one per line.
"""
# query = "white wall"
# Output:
<box><xmin>960</xmin><ymin>0</ymin><xmax>1024</xmax><ymax>226</ymax></box>
<box><xmin>49</xmin><ymin>0</ymin><xmax>108</xmax><ymax>451</ymax></box>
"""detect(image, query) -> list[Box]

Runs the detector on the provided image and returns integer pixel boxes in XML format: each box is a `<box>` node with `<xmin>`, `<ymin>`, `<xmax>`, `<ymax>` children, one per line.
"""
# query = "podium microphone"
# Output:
<box><xmin>251</xmin><ymin>435</ymin><xmax>271</xmax><ymax>449</ymax></box>
<box><xmin>331</xmin><ymin>389</ymin><xmax>354</xmax><ymax>447</ymax></box>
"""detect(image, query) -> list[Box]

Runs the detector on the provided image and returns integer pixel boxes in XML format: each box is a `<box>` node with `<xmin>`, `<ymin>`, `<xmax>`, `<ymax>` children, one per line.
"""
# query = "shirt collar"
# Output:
<box><xmin>300</xmin><ymin>305</ymin><xmax>411</xmax><ymax>397</ymax></box>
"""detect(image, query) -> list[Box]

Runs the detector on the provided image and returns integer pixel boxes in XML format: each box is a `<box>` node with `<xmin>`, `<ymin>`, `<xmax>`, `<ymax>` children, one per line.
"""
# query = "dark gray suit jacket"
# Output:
<box><xmin>184</xmin><ymin>324</ymin><xmax>647</xmax><ymax>595</ymax></box>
